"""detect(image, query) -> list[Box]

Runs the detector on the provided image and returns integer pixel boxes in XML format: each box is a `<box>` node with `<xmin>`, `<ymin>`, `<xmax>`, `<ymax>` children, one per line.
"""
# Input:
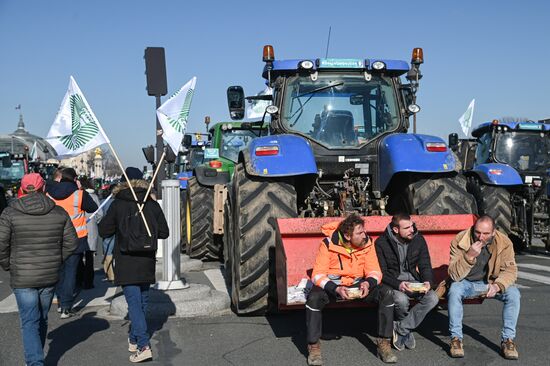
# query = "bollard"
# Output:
<box><xmin>154</xmin><ymin>179</ymin><xmax>189</xmax><ymax>290</ymax></box>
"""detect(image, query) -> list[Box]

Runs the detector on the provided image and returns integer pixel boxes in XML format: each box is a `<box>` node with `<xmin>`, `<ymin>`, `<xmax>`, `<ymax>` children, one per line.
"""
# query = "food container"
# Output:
<box><xmin>346</xmin><ymin>287</ymin><xmax>362</xmax><ymax>299</ymax></box>
<box><xmin>408</xmin><ymin>283</ymin><xmax>427</xmax><ymax>292</ymax></box>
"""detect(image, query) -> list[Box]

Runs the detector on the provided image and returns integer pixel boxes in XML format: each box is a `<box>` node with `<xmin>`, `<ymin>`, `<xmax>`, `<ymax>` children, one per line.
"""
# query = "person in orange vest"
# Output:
<box><xmin>306</xmin><ymin>213</ymin><xmax>397</xmax><ymax>365</ymax></box>
<box><xmin>47</xmin><ymin>167</ymin><xmax>98</xmax><ymax>318</ymax></box>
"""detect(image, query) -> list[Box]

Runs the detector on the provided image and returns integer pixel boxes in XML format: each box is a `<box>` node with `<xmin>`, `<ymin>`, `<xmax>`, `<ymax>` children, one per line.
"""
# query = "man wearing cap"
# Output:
<box><xmin>0</xmin><ymin>173</ymin><xmax>78</xmax><ymax>366</ymax></box>
<box><xmin>47</xmin><ymin>167</ymin><xmax>98</xmax><ymax>318</ymax></box>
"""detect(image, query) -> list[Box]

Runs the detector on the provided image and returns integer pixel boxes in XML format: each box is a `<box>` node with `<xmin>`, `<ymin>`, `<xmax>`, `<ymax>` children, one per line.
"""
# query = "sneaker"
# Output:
<box><xmin>307</xmin><ymin>341</ymin><xmax>323</xmax><ymax>366</ymax></box>
<box><xmin>377</xmin><ymin>338</ymin><xmax>398</xmax><ymax>363</ymax></box>
<box><xmin>60</xmin><ymin>309</ymin><xmax>74</xmax><ymax>319</ymax></box>
<box><xmin>450</xmin><ymin>337</ymin><xmax>464</xmax><ymax>358</ymax></box>
<box><xmin>404</xmin><ymin>332</ymin><xmax>416</xmax><ymax>350</ymax></box>
<box><xmin>129</xmin><ymin>346</ymin><xmax>152</xmax><ymax>363</ymax></box>
<box><xmin>128</xmin><ymin>339</ymin><xmax>138</xmax><ymax>353</ymax></box>
<box><xmin>392</xmin><ymin>329</ymin><xmax>405</xmax><ymax>351</ymax></box>
<box><xmin>501</xmin><ymin>339</ymin><xmax>519</xmax><ymax>360</ymax></box>
<box><xmin>57</xmin><ymin>307</ymin><xmax>62</xmax><ymax>314</ymax></box>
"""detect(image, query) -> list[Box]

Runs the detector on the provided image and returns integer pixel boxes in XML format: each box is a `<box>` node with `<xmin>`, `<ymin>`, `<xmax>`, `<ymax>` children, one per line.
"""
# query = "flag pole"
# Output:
<box><xmin>107</xmin><ymin>142</ymin><xmax>152</xmax><ymax>237</ymax></box>
<box><xmin>139</xmin><ymin>149</ymin><xmax>166</xmax><ymax>214</ymax></box>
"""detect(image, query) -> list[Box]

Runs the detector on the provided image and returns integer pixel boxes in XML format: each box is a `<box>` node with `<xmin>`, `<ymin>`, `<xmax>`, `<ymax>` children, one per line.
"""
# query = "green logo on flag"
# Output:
<box><xmin>167</xmin><ymin>89</ymin><xmax>194</xmax><ymax>133</ymax></box>
<box><xmin>59</xmin><ymin>94</ymin><xmax>100</xmax><ymax>150</ymax></box>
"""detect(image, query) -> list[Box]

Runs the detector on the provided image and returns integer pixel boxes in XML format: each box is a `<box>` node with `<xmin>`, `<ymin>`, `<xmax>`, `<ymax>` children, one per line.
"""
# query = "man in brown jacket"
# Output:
<box><xmin>447</xmin><ymin>215</ymin><xmax>520</xmax><ymax>360</ymax></box>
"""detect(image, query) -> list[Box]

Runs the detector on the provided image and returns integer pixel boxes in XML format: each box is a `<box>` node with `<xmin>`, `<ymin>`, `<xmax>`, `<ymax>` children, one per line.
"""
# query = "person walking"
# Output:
<box><xmin>99</xmin><ymin>167</ymin><xmax>169</xmax><ymax>363</ymax></box>
<box><xmin>0</xmin><ymin>173</ymin><xmax>78</xmax><ymax>366</ymax></box>
<box><xmin>78</xmin><ymin>176</ymin><xmax>102</xmax><ymax>289</ymax></box>
<box><xmin>47</xmin><ymin>168</ymin><xmax>98</xmax><ymax>318</ymax></box>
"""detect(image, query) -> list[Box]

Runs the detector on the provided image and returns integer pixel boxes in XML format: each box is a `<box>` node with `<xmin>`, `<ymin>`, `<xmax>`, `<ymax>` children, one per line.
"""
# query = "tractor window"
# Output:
<box><xmin>475</xmin><ymin>133</ymin><xmax>491</xmax><ymax>165</ymax></box>
<box><xmin>220</xmin><ymin>129</ymin><xmax>260</xmax><ymax>162</ymax></box>
<box><xmin>495</xmin><ymin>131</ymin><xmax>550</xmax><ymax>171</ymax></box>
<box><xmin>282</xmin><ymin>74</ymin><xmax>400</xmax><ymax>148</ymax></box>
<box><xmin>0</xmin><ymin>161</ymin><xmax>24</xmax><ymax>181</ymax></box>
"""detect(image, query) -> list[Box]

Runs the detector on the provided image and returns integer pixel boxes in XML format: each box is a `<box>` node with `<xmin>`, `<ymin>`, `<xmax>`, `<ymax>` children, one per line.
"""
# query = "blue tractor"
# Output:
<box><xmin>224</xmin><ymin>45</ymin><xmax>477</xmax><ymax>314</ymax></box>
<box><xmin>450</xmin><ymin>119</ymin><xmax>550</xmax><ymax>252</ymax></box>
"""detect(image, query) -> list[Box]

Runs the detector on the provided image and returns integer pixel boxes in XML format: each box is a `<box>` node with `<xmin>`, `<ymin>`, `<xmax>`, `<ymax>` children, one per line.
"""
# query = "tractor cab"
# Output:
<box><xmin>472</xmin><ymin>120</ymin><xmax>550</xmax><ymax>178</ymax></box>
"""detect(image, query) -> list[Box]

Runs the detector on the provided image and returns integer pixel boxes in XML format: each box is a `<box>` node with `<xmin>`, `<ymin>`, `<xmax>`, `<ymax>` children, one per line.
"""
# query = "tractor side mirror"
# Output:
<box><xmin>227</xmin><ymin>86</ymin><xmax>245</xmax><ymax>120</ymax></box>
<box><xmin>141</xmin><ymin>145</ymin><xmax>155</xmax><ymax>165</ymax></box>
<box><xmin>448</xmin><ymin>133</ymin><xmax>459</xmax><ymax>151</ymax></box>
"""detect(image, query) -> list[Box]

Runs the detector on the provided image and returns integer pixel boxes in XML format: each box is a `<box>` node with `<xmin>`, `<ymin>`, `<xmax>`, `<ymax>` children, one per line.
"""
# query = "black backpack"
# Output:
<box><xmin>119</xmin><ymin>210</ymin><xmax>157</xmax><ymax>253</ymax></box>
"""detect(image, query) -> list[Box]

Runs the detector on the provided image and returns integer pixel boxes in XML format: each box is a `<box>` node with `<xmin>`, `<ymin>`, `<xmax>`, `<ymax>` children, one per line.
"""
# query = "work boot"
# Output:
<box><xmin>129</xmin><ymin>346</ymin><xmax>152</xmax><ymax>363</ymax></box>
<box><xmin>307</xmin><ymin>341</ymin><xmax>323</xmax><ymax>366</ymax></box>
<box><xmin>449</xmin><ymin>337</ymin><xmax>464</xmax><ymax>358</ymax></box>
<box><xmin>377</xmin><ymin>338</ymin><xmax>397</xmax><ymax>363</ymax></box>
<box><xmin>501</xmin><ymin>339</ymin><xmax>519</xmax><ymax>360</ymax></box>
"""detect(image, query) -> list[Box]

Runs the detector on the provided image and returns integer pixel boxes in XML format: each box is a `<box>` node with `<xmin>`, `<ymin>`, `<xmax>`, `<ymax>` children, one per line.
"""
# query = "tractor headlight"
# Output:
<box><xmin>299</xmin><ymin>60</ymin><xmax>314</xmax><ymax>70</ymax></box>
<box><xmin>372</xmin><ymin>61</ymin><xmax>386</xmax><ymax>70</ymax></box>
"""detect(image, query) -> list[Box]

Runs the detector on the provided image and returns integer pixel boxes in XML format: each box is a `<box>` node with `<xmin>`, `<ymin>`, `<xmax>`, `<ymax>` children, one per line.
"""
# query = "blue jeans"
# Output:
<box><xmin>13</xmin><ymin>286</ymin><xmax>55</xmax><ymax>366</ymax></box>
<box><xmin>56</xmin><ymin>253</ymin><xmax>81</xmax><ymax>309</ymax></box>
<box><xmin>448</xmin><ymin>280</ymin><xmax>521</xmax><ymax>341</ymax></box>
<box><xmin>123</xmin><ymin>284</ymin><xmax>150</xmax><ymax>349</ymax></box>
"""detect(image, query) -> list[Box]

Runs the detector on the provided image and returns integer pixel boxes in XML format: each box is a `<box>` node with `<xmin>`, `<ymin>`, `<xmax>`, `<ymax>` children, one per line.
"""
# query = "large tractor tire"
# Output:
<box><xmin>186</xmin><ymin>177</ymin><xmax>222</xmax><ymax>261</ymax></box>
<box><xmin>180</xmin><ymin>190</ymin><xmax>187</xmax><ymax>253</ymax></box>
<box><xmin>228</xmin><ymin>163</ymin><xmax>297</xmax><ymax>315</ymax></box>
<box><xmin>387</xmin><ymin>173</ymin><xmax>478</xmax><ymax>215</ymax></box>
<box><xmin>468</xmin><ymin>182</ymin><xmax>512</xmax><ymax>233</ymax></box>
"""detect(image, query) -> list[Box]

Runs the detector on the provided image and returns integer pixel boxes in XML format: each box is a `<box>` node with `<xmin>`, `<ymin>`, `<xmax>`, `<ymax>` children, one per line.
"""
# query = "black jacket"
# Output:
<box><xmin>0</xmin><ymin>192</ymin><xmax>78</xmax><ymax>288</ymax></box>
<box><xmin>375</xmin><ymin>225</ymin><xmax>434</xmax><ymax>290</ymax></box>
<box><xmin>98</xmin><ymin>180</ymin><xmax>169</xmax><ymax>286</ymax></box>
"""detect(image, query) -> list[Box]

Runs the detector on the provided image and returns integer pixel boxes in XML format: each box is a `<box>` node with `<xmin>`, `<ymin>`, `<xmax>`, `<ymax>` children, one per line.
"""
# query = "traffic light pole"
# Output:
<box><xmin>155</xmin><ymin>95</ymin><xmax>165</xmax><ymax>198</ymax></box>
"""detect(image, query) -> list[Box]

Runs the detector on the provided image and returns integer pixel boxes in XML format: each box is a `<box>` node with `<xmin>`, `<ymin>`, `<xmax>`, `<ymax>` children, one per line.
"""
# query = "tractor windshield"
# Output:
<box><xmin>220</xmin><ymin>129</ymin><xmax>259</xmax><ymax>162</ymax></box>
<box><xmin>0</xmin><ymin>161</ymin><xmax>25</xmax><ymax>182</ymax></box>
<box><xmin>495</xmin><ymin>131</ymin><xmax>550</xmax><ymax>171</ymax></box>
<box><xmin>281</xmin><ymin>73</ymin><xmax>400</xmax><ymax>148</ymax></box>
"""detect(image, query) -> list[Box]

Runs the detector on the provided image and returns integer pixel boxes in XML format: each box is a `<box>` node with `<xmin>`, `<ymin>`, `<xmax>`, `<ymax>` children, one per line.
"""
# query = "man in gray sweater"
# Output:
<box><xmin>0</xmin><ymin>173</ymin><xmax>78</xmax><ymax>366</ymax></box>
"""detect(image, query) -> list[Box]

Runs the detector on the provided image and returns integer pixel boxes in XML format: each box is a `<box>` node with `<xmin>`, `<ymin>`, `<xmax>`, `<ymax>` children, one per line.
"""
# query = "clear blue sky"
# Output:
<box><xmin>1</xmin><ymin>0</ymin><xmax>549</xmax><ymax>168</ymax></box>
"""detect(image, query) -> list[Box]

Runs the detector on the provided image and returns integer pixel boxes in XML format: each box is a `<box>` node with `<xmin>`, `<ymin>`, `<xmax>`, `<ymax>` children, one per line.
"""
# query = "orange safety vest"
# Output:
<box><xmin>49</xmin><ymin>190</ymin><xmax>88</xmax><ymax>238</ymax></box>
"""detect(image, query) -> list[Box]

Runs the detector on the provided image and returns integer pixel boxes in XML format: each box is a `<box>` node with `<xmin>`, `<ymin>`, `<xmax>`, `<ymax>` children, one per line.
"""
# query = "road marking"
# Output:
<box><xmin>517</xmin><ymin>263</ymin><xmax>550</xmax><ymax>272</ymax></box>
<box><xmin>514</xmin><ymin>284</ymin><xmax>530</xmax><ymax>289</ymax></box>
<box><xmin>523</xmin><ymin>254</ymin><xmax>550</xmax><ymax>260</ymax></box>
<box><xmin>204</xmin><ymin>268</ymin><xmax>229</xmax><ymax>295</ymax></box>
<box><xmin>517</xmin><ymin>271</ymin><xmax>550</xmax><ymax>285</ymax></box>
<box><xmin>0</xmin><ymin>294</ymin><xmax>18</xmax><ymax>313</ymax></box>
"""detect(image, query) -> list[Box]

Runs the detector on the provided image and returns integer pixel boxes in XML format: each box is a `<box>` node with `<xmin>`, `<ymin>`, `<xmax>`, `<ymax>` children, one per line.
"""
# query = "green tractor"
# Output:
<box><xmin>185</xmin><ymin>120</ymin><xmax>266</xmax><ymax>260</ymax></box>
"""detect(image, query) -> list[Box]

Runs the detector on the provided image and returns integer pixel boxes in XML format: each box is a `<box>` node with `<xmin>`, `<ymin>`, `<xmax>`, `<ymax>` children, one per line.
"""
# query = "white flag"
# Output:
<box><xmin>46</xmin><ymin>76</ymin><xmax>110</xmax><ymax>157</ymax></box>
<box><xmin>246</xmin><ymin>86</ymin><xmax>273</xmax><ymax>119</ymax></box>
<box><xmin>30</xmin><ymin>141</ymin><xmax>38</xmax><ymax>160</ymax></box>
<box><xmin>458</xmin><ymin>99</ymin><xmax>475</xmax><ymax>137</ymax></box>
<box><xmin>157</xmin><ymin>77</ymin><xmax>197</xmax><ymax>155</ymax></box>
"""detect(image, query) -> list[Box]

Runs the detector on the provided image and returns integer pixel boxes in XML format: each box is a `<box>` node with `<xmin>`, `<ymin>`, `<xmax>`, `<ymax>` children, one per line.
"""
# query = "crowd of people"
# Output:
<box><xmin>0</xmin><ymin>168</ymin><xmax>522</xmax><ymax>365</ymax></box>
<box><xmin>0</xmin><ymin>166</ymin><xmax>167</xmax><ymax>365</ymax></box>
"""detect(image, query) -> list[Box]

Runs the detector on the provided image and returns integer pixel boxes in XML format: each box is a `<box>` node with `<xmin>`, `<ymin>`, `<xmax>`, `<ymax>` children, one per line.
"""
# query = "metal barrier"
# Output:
<box><xmin>155</xmin><ymin>179</ymin><xmax>189</xmax><ymax>290</ymax></box>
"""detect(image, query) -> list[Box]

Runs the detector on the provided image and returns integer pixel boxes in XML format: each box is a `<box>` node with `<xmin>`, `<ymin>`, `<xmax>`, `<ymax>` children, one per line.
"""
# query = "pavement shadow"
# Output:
<box><xmin>417</xmin><ymin>308</ymin><xmax>501</xmax><ymax>355</ymax></box>
<box><xmin>45</xmin><ymin>311</ymin><xmax>109</xmax><ymax>365</ymax></box>
<box><xmin>267</xmin><ymin>308</ymin><xmax>380</xmax><ymax>359</ymax></box>
<box><xmin>73</xmin><ymin>270</ymin><xmax>116</xmax><ymax>310</ymax></box>
<box><xmin>146</xmin><ymin>289</ymin><xmax>181</xmax><ymax>366</ymax></box>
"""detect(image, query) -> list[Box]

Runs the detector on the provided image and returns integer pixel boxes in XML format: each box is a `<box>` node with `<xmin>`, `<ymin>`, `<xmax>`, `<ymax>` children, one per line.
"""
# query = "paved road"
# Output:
<box><xmin>0</xmin><ymin>253</ymin><xmax>549</xmax><ymax>365</ymax></box>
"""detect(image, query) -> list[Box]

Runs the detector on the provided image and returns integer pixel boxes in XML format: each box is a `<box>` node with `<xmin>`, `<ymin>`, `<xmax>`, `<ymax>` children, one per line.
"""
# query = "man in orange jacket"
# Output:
<box><xmin>306</xmin><ymin>214</ymin><xmax>397</xmax><ymax>365</ymax></box>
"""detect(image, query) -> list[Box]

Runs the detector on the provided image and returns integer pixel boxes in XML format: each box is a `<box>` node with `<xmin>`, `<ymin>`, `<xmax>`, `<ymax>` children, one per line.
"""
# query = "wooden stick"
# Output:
<box><xmin>139</xmin><ymin>150</ymin><xmax>166</xmax><ymax>214</ymax></box>
<box><xmin>107</xmin><ymin>143</ymin><xmax>152</xmax><ymax>237</ymax></box>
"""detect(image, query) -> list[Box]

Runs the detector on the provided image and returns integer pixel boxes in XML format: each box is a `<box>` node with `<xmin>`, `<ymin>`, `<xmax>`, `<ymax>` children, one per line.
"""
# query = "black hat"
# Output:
<box><xmin>121</xmin><ymin>167</ymin><xmax>143</xmax><ymax>182</ymax></box>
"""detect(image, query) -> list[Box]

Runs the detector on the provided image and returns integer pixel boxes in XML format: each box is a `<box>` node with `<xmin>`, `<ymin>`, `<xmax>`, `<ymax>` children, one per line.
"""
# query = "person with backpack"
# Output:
<box><xmin>98</xmin><ymin>167</ymin><xmax>169</xmax><ymax>363</ymax></box>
